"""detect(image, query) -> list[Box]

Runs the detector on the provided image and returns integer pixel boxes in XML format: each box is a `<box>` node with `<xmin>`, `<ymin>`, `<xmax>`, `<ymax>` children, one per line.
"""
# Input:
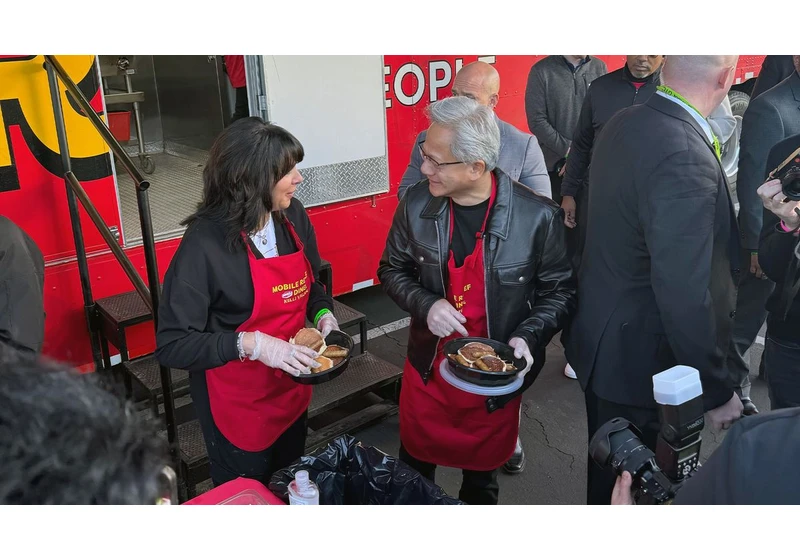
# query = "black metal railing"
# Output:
<box><xmin>44</xmin><ymin>55</ymin><xmax>180</xmax><ymax>492</ymax></box>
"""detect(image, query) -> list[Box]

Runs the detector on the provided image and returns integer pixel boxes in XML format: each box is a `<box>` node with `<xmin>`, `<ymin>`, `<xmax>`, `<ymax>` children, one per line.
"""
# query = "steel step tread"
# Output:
<box><xmin>173</xmin><ymin>352</ymin><xmax>402</xmax><ymax>470</ymax></box>
<box><xmin>122</xmin><ymin>354</ymin><xmax>189</xmax><ymax>397</ymax></box>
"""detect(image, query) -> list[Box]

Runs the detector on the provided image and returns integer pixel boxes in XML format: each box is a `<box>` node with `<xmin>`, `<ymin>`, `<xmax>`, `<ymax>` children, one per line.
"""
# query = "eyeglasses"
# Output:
<box><xmin>418</xmin><ymin>142</ymin><xmax>464</xmax><ymax>172</ymax></box>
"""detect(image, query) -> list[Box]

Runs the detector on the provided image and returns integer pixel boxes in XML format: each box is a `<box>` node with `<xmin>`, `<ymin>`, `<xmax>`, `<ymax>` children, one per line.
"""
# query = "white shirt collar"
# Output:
<box><xmin>656</xmin><ymin>90</ymin><xmax>716</xmax><ymax>145</ymax></box>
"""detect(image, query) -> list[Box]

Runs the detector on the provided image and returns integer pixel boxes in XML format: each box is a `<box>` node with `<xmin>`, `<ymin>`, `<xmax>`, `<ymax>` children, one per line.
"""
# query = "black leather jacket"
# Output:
<box><xmin>378</xmin><ymin>169</ymin><xmax>577</xmax><ymax>411</ymax></box>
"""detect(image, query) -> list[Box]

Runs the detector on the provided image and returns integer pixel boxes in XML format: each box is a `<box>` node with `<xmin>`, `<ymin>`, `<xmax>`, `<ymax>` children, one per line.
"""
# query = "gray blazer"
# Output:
<box><xmin>397</xmin><ymin>116</ymin><xmax>551</xmax><ymax>199</ymax></box>
<box><xmin>737</xmin><ymin>71</ymin><xmax>800</xmax><ymax>251</ymax></box>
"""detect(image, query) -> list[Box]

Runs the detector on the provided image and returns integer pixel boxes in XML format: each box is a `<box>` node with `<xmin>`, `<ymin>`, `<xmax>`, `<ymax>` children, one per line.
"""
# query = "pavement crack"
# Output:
<box><xmin>523</xmin><ymin>406</ymin><xmax>577</xmax><ymax>472</ymax></box>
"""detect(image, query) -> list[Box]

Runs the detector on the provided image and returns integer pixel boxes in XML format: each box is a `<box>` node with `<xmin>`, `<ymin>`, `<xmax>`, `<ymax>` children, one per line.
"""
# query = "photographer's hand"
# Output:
<box><xmin>758</xmin><ymin>179</ymin><xmax>800</xmax><ymax>231</ymax></box>
<box><xmin>707</xmin><ymin>393</ymin><xmax>743</xmax><ymax>431</ymax></box>
<box><xmin>611</xmin><ymin>471</ymin><xmax>635</xmax><ymax>505</ymax></box>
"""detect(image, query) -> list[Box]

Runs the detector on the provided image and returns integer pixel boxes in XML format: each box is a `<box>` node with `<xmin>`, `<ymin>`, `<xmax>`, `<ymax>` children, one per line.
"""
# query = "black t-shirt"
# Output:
<box><xmin>450</xmin><ymin>198</ymin><xmax>490</xmax><ymax>268</ymax></box>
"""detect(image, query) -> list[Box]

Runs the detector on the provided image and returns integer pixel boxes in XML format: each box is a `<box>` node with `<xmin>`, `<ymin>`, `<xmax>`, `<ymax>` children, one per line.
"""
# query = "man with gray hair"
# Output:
<box><xmin>398</xmin><ymin>61</ymin><xmax>551</xmax><ymax>199</ymax></box>
<box><xmin>564</xmin><ymin>55</ymin><xmax>744</xmax><ymax>504</ymax></box>
<box><xmin>378</xmin><ymin>96</ymin><xmax>576</xmax><ymax>504</ymax></box>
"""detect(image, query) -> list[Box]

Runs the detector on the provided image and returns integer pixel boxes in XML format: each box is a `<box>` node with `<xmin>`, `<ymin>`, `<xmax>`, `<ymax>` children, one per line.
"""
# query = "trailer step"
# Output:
<box><xmin>123</xmin><ymin>354</ymin><xmax>190</xmax><ymax>399</ymax></box>
<box><xmin>308</xmin><ymin>352</ymin><xmax>401</xmax><ymax>418</ymax></box>
<box><xmin>172</xmin><ymin>351</ymin><xmax>401</xmax><ymax>499</ymax></box>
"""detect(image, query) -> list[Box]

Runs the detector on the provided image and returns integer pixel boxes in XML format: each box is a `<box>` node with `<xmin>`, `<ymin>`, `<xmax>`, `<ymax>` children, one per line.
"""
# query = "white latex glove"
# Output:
<box><xmin>317</xmin><ymin>312</ymin><xmax>339</xmax><ymax>338</ymax></box>
<box><xmin>508</xmin><ymin>337</ymin><xmax>533</xmax><ymax>379</ymax></box>
<box><xmin>249</xmin><ymin>330</ymin><xmax>320</xmax><ymax>376</ymax></box>
<box><xmin>706</xmin><ymin>393</ymin><xmax>743</xmax><ymax>431</ymax></box>
<box><xmin>426</xmin><ymin>299</ymin><xmax>468</xmax><ymax>338</ymax></box>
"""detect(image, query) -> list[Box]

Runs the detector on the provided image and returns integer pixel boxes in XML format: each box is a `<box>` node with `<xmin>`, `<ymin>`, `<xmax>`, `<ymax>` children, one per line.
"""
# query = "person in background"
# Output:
<box><xmin>0</xmin><ymin>216</ymin><xmax>45</xmax><ymax>361</ymax></box>
<box><xmin>726</xmin><ymin>56</ymin><xmax>800</xmax><ymax>415</ymax></box>
<box><xmin>751</xmin><ymin>55</ymin><xmax>796</xmax><ymax>100</ymax></box>
<box><xmin>223</xmin><ymin>55</ymin><xmax>248</xmax><ymax>122</ymax></box>
<box><xmin>399</xmin><ymin>61</ymin><xmax>551</xmax><ymax>200</ymax></box>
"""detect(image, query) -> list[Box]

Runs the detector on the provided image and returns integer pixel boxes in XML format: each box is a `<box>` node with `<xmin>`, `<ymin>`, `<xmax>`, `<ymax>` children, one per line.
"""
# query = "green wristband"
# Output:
<box><xmin>314</xmin><ymin>308</ymin><xmax>332</xmax><ymax>328</ymax></box>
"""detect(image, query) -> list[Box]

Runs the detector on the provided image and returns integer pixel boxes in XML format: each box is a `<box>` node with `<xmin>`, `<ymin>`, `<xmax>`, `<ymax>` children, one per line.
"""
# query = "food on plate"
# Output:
<box><xmin>475</xmin><ymin>355</ymin><xmax>506</xmax><ymax>372</ymax></box>
<box><xmin>311</xmin><ymin>356</ymin><xmax>334</xmax><ymax>374</ymax></box>
<box><xmin>457</xmin><ymin>342</ymin><xmax>495</xmax><ymax>362</ymax></box>
<box><xmin>322</xmin><ymin>345</ymin><xmax>348</xmax><ymax>358</ymax></box>
<box><xmin>448</xmin><ymin>341</ymin><xmax>519</xmax><ymax>374</ymax></box>
<box><xmin>290</xmin><ymin>327</ymin><xmax>326</xmax><ymax>353</ymax></box>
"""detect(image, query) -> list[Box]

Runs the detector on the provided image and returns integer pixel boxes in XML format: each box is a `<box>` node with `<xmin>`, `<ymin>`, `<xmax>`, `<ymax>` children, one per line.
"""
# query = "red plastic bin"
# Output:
<box><xmin>182</xmin><ymin>477</ymin><xmax>286</xmax><ymax>505</ymax></box>
<box><xmin>107</xmin><ymin>110</ymin><xmax>131</xmax><ymax>142</ymax></box>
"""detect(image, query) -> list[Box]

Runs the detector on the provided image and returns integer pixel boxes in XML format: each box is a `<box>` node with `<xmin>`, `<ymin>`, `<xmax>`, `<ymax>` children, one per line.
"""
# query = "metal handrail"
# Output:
<box><xmin>65</xmin><ymin>172</ymin><xmax>152</xmax><ymax>311</ymax></box>
<box><xmin>45</xmin><ymin>55</ymin><xmax>181</xmax><ymax>497</ymax></box>
<box><xmin>44</xmin><ymin>55</ymin><xmax>151</xmax><ymax>192</ymax></box>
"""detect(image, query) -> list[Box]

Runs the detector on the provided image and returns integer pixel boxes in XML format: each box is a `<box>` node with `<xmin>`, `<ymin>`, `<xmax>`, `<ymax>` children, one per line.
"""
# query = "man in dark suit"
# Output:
<box><xmin>564</xmin><ymin>56</ymin><xmax>744</xmax><ymax>505</ymax></box>
<box><xmin>751</xmin><ymin>55</ymin><xmax>795</xmax><ymax>100</ymax></box>
<box><xmin>727</xmin><ymin>56</ymin><xmax>800</xmax><ymax>414</ymax></box>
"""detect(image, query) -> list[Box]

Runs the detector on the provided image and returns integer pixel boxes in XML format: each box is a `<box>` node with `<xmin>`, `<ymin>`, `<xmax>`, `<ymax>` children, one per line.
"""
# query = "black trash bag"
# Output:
<box><xmin>269</xmin><ymin>435</ymin><xmax>463</xmax><ymax>505</ymax></box>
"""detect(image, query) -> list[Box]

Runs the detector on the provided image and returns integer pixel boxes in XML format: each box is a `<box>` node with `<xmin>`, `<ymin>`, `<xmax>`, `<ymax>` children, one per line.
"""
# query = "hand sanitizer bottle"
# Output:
<box><xmin>288</xmin><ymin>470</ymin><xmax>319</xmax><ymax>505</ymax></box>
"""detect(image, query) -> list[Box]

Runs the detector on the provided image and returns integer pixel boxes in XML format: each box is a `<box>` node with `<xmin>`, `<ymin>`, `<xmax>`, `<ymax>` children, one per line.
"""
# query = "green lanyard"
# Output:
<box><xmin>657</xmin><ymin>85</ymin><xmax>721</xmax><ymax>161</ymax></box>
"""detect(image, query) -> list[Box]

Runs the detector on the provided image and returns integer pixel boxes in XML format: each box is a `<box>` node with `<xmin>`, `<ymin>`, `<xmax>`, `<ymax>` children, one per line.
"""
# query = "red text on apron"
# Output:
<box><xmin>400</xmin><ymin>177</ymin><xmax>522</xmax><ymax>471</ymax></box>
<box><xmin>206</xmin><ymin>220</ymin><xmax>313</xmax><ymax>452</ymax></box>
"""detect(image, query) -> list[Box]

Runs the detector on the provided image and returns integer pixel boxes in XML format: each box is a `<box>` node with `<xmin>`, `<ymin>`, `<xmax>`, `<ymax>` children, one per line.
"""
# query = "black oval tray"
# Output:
<box><xmin>291</xmin><ymin>330</ymin><xmax>354</xmax><ymax>385</ymax></box>
<box><xmin>442</xmin><ymin>337</ymin><xmax>524</xmax><ymax>387</ymax></box>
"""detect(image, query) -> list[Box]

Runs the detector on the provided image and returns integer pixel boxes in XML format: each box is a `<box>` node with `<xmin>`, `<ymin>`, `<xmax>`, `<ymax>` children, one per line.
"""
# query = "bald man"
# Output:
<box><xmin>563</xmin><ymin>56</ymin><xmax>744</xmax><ymax>504</ymax></box>
<box><xmin>398</xmin><ymin>62</ymin><xmax>551</xmax><ymax>199</ymax></box>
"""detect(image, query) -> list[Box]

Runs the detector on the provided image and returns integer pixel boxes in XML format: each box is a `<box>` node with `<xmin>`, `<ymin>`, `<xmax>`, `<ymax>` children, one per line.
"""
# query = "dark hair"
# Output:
<box><xmin>183</xmin><ymin>117</ymin><xmax>305</xmax><ymax>251</ymax></box>
<box><xmin>0</xmin><ymin>351</ymin><xmax>168</xmax><ymax>504</ymax></box>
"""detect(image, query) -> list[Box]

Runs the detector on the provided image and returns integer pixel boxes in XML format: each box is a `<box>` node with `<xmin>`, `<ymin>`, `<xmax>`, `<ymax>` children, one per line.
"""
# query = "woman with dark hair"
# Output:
<box><xmin>155</xmin><ymin>117</ymin><xmax>339</xmax><ymax>486</ymax></box>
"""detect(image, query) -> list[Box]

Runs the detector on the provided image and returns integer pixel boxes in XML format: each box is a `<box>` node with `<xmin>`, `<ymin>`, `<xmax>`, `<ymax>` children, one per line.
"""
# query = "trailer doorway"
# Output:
<box><xmin>100</xmin><ymin>55</ymin><xmax>239</xmax><ymax>245</ymax></box>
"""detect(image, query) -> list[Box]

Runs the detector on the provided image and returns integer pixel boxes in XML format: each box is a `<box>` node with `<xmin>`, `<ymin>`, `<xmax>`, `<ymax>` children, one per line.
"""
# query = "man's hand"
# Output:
<box><xmin>749</xmin><ymin>252</ymin><xmax>764</xmax><ymax>279</ymax></box>
<box><xmin>508</xmin><ymin>337</ymin><xmax>534</xmax><ymax>379</ymax></box>
<box><xmin>758</xmin><ymin>179</ymin><xmax>800</xmax><ymax>230</ymax></box>
<box><xmin>427</xmin><ymin>299</ymin><xmax>468</xmax><ymax>338</ymax></box>
<box><xmin>706</xmin><ymin>393</ymin><xmax>743</xmax><ymax>431</ymax></box>
<box><xmin>561</xmin><ymin>196</ymin><xmax>577</xmax><ymax>228</ymax></box>
<box><xmin>611</xmin><ymin>471</ymin><xmax>635</xmax><ymax>505</ymax></box>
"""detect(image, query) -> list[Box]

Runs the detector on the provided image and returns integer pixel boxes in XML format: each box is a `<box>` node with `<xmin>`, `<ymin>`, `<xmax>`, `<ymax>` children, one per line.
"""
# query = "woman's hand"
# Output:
<box><xmin>758</xmin><ymin>179</ymin><xmax>800</xmax><ymax>231</ymax></box>
<box><xmin>317</xmin><ymin>312</ymin><xmax>340</xmax><ymax>338</ymax></box>
<box><xmin>243</xmin><ymin>331</ymin><xmax>320</xmax><ymax>376</ymax></box>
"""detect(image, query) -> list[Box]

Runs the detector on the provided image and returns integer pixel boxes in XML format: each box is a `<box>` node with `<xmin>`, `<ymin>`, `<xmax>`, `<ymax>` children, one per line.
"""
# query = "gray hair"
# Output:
<box><xmin>426</xmin><ymin>96</ymin><xmax>500</xmax><ymax>171</ymax></box>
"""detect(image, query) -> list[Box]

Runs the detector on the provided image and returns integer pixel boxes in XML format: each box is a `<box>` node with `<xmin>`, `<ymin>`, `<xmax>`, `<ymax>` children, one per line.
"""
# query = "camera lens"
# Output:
<box><xmin>588</xmin><ymin>418</ymin><xmax>656</xmax><ymax>478</ymax></box>
<box><xmin>781</xmin><ymin>167</ymin><xmax>800</xmax><ymax>201</ymax></box>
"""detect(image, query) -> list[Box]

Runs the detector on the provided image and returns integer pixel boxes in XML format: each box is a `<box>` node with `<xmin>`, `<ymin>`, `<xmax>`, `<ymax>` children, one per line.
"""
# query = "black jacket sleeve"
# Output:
<box><xmin>737</xmin><ymin>97</ymin><xmax>786</xmax><ymax>250</ymax></box>
<box><xmin>509</xmin><ymin>209</ymin><xmax>577</xmax><ymax>355</ymax></box>
<box><xmin>376</xmin><ymin>198</ymin><xmax>442</xmax><ymax>324</ymax></box>
<box><xmin>639</xmin><ymin>150</ymin><xmax>735</xmax><ymax>411</ymax></box>
<box><xmin>525</xmin><ymin>65</ymin><xmax>570</xmax><ymax>159</ymax></box>
<box><xmin>155</xmin><ymin>239</ymin><xmax>240</xmax><ymax>372</ymax></box>
<box><xmin>560</xmin><ymin>87</ymin><xmax>595</xmax><ymax>198</ymax></box>
<box><xmin>758</xmin><ymin>207</ymin><xmax>799</xmax><ymax>284</ymax></box>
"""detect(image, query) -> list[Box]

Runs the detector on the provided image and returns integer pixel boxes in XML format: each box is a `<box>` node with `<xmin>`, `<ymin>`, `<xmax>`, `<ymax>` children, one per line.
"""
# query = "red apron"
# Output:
<box><xmin>206</xmin><ymin>221</ymin><xmax>313</xmax><ymax>452</ymax></box>
<box><xmin>399</xmin><ymin>178</ymin><xmax>522</xmax><ymax>471</ymax></box>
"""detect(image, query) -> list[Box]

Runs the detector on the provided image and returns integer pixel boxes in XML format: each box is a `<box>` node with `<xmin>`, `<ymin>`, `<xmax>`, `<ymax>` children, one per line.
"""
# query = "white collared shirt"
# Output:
<box><xmin>656</xmin><ymin>90</ymin><xmax>716</xmax><ymax>146</ymax></box>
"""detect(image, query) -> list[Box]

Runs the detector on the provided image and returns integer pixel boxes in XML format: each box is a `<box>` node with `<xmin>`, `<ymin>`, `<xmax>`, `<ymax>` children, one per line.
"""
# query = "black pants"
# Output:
<box><xmin>764</xmin><ymin>333</ymin><xmax>800</xmax><ymax>410</ymax></box>
<box><xmin>399</xmin><ymin>443</ymin><xmax>499</xmax><ymax>505</ymax></box>
<box><xmin>584</xmin><ymin>380</ymin><xmax>660</xmax><ymax>505</ymax></box>
<box><xmin>232</xmin><ymin>87</ymin><xmax>249</xmax><ymax>122</ymax></box>
<box><xmin>726</xmin><ymin>247</ymin><xmax>774</xmax><ymax>399</ymax></box>
<box><xmin>190</xmin><ymin>372</ymin><xmax>307</xmax><ymax>487</ymax></box>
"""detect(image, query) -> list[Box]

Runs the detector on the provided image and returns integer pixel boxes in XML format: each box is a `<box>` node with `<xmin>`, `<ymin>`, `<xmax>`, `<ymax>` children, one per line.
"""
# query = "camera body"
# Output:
<box><xmin>588</xmin><ymin>366</ymin><xmax>704</xmax><ymax>504</ymax></box>
<box><xmin>769</xmin><ymin>150</ymin><xmax>800</xmax><ymax>201</ymax></box>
